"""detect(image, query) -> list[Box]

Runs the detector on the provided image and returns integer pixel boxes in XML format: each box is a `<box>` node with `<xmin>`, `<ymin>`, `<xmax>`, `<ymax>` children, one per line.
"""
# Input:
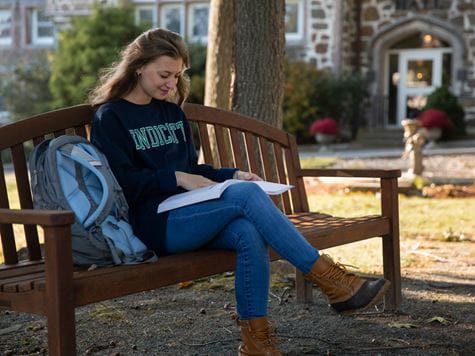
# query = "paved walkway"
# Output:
<box><xmin>299</xmin><ymin>138</ymin><xmax>475</xmax><ymax>159</ymax></box>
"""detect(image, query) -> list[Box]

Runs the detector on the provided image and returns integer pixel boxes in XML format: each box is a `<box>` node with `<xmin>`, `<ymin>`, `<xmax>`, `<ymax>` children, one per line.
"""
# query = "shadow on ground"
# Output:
<box><xmin>1</xmin><ymin>267</ymin><xmax>473</xmax><ymax>355</ymax></box>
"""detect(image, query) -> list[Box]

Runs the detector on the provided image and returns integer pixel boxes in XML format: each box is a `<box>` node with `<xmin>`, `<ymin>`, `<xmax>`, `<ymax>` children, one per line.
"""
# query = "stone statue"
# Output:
<box><xmin>401</xmin><ymin>119</ymin><xmax>425</xmax><ymax>176</ymax></box>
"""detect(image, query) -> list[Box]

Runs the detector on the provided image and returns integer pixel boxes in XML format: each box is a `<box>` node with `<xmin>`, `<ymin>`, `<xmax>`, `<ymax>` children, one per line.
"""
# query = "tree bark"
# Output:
<box><xmin>201</xmin><ymin>0</ymin><xmax>234</xmax><ymax>166</ymax></box>
<box><xmin>200</xmin><ymin>0</ymin><xmax>285</xmax><ymax>172</ymax></box>
<box><xmin>232</xmin><ymin>0</ymin><xmax>285</xmax><ymax>129</ymax></box>
<box><xmin>204</xmin><ymin>0</ymin><xmax>234</xmax><ymax>109</ymax></box>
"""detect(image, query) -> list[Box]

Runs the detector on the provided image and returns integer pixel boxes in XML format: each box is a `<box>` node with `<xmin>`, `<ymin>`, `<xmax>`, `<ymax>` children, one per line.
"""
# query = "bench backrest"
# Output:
<box><xmin>0</xmin><ymin>103</ymin><xmax>308</xmax><ymax>265</ymax></box>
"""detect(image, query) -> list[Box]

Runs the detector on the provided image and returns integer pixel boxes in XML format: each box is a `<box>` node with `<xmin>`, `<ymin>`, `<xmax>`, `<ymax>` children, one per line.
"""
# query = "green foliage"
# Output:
<box><xmin>0</xmin><ymin>51</ymin><xmax>54</xmax><ymax>121</ymax></box>
<box><xmin>186</xmin><ymin>43</ymin><xmax>207</xmax><ymax>104</ymax></box>
<box><xmin>283</xmin><ymin>61</ymin><xmax>367</xmax><ymax>143</ymax></box>
<box><xmin>282</xmin><ymin>61</ymin><xmax>321</xmax><ymax>142</ymax></box>
<box><xmin>423</xmin><ymin>86</ymin><xmax>466</xmax><ymax>138</ymax></box>
<box><xmin>50</xmin><ymin>4</ymin><xmax>144</xmax><ymax>107</ymax></box>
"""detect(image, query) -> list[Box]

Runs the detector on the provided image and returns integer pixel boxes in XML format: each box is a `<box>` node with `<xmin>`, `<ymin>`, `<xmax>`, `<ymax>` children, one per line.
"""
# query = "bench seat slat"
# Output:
<box><xmin>1</xmin><ymin>272</ymin><xmax>46</xmax><ymax>292</ymax></box>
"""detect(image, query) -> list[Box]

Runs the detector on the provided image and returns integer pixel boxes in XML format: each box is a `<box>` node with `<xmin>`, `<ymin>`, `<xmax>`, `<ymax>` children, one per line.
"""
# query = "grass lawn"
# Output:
<box><xmin>299</xmin><ymin>157</ymin><xmax>337</xmax><ymax>169</ymax></box>
<box><xmin>308</xmin><ymin>192</ymin><xmax>475</xmax><ymax>272</ymax></box>
<box><xmin>2</xmin><ymin>172</ymin><xmax>474</xmax><ymax>272</ymax></box>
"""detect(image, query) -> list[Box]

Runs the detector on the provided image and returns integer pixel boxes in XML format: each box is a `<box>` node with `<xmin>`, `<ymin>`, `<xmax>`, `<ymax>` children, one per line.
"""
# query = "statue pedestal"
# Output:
<box><xmin>401</xmin><ymin>119</ymin><xmax>426</xmax><ymax>177</ymax></box>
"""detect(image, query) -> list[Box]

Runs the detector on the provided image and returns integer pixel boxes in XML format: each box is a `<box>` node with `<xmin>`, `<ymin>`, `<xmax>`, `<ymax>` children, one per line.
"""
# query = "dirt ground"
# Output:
<box><xmin>0</xmin><ymin>155</ymin><xmax>474</xmax><ymax>356</ymax></box>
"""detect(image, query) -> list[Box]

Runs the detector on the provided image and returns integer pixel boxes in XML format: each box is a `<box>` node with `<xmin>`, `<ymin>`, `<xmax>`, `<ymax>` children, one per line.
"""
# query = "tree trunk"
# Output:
<box><xmin>200</xmin><ymin>0</ymin><xmax>285</xmax><ymax>173</ymax></box>
<box><xmin>201</xmin><ymin>0</ymin><xmax>234</xmax><ymax>166</ymax></box>
<box><xmin>232</xmin><ymin>0</ymin><xmax>285</xmax><ymax>129</ymax></box>
<box><xmin>204</xmin><ymin>0</ymin><xmax>234</xmax><ymax>109</ymax></box>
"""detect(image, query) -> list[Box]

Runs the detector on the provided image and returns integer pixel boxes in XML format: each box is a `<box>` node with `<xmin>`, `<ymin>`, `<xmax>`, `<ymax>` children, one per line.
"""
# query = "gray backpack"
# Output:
<box><xmin>29</xmin><ymin>135</ymin><xmax>158</xmax><ymax>267</ymax></box>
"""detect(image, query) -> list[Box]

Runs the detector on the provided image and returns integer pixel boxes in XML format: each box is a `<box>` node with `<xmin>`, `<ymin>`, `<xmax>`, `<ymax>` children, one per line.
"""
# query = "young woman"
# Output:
<box><xmin>89</xmin><ymin>28</ymin><xmax>390</xmax><ymax>355</ymax></box>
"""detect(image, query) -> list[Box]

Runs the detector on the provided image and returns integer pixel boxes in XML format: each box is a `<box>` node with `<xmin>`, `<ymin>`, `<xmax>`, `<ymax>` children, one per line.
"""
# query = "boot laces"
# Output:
<box><xmin>321</xmin><ymin>254</ymin><xmax>361</xmax><ymax>285</ymax></box>
<box><xmin>252</xmin><ymin>324</ymin><xmax>280</xmax><ymax>351</ymax></box>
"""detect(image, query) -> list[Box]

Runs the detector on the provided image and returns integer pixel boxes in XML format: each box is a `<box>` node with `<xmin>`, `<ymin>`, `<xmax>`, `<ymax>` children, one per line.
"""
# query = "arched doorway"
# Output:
<box><xmin>368</xmin><ymin>15</ymin><xmax>466</xmax><ymax>129</ymax></box>
<box><xmin>387</xmin><ymin>33</ymin><xmax>452</xmax><ymax>126</ymax></box>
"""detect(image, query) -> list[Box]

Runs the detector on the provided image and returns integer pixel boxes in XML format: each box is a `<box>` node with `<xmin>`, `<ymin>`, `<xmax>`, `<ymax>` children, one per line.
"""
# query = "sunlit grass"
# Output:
<box><xmin>308</xmin><ymin>192</ymin><xmax>475</xmax><ymax>273</ymax></box>
<box><xmin>308</xmin><ymin>192</ymin><xmax>475</xmax><ymax>239</ymax></box>
<box><xmin>300</xmin><ymin>157</ymin><xmax>337</xmax><ymax>169</ymax></box>
<box><xmin>0</xmin><ymin>172</ymin><xmax>40</xmax><ymax>264</ymax></box>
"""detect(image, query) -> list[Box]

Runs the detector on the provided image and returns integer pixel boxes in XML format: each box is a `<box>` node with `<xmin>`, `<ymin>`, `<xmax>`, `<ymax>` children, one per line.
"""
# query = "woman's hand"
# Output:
<box><xmin>175</xmin><ymin>171</ymin><xmax>216</xmax><ymax>190</ymax></box>
<box><xmin>233</xmin><ymin>170</ymin><xmax>263</xmax><ymax>181</ymax></box>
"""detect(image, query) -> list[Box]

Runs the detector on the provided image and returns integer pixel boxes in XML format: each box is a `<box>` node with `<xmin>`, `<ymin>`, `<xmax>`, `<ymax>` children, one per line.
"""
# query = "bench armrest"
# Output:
<box><xmin>0</xmin><ymin>208</ymin><xmax>75</xmax><ymax>226</ymax></box>
<box><xmin>298</xmin><ymin>168</ymin><xmax>401</xmax><ymax>179</ymax></box>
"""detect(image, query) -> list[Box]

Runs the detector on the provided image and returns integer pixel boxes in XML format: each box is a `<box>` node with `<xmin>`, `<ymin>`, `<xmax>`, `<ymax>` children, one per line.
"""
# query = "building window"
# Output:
<box><xmin>0</xmin><ymin>9</ymin><xmax>12</xmax><ymax>46</ymax></box>
<box><xmin>160</xmin><ymin>4</ymin><xmax>184</xmax><ymax>36</ymax></box>
<box><xmin>31</xmin><ymin>9</ymin><xmax>55</xmax><ymax>45</ymax></box>
<box><xmin>135</xmin><ymin>5</ymin><xmax>157</xmax><ymax>27</ymax></box>
<box><xmin>188</xmin><ymin>3</ymin><xmax>209</xmax><ymax>43</ymax></box>
<box><xmin>285</xmin><ymin>0</ymin><xmax>303</xmax><ymax>41</ymax></box>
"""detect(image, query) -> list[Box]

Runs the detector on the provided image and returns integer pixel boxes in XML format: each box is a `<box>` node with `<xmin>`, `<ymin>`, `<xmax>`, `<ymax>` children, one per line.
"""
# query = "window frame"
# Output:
<box><xmin>0</xmin><ymin>9</ymin><xmax>12</xmax><ymax>46</ymax></box>
<box><xmin>135</xmin><ymin>4</ymin><xmax>158</xmax><ymax>27</ymax></box>
<box><xmin>285</xmin><ymin>0</ymin><xmax>304</xmax><ymax>42</ymax></box>
<box><xmin>187</xmin><ymin>2</ymin><xmax>209</xmax><ymax>43</ymax></box>
<box><xmin>160</xmin><ymin>3</ymin><xmax>185</xmax><ymax>36</ymax></box>
<box><xmin>31</xmin><ymin>9</ymin><xmax>55</xmax><ymax>46</ymax></box>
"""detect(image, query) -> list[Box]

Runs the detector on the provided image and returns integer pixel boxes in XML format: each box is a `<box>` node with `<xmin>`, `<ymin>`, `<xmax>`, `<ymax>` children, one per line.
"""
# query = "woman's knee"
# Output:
<box><xmin>222</xmin><ymin>218</ymin><xmax>268</xmax><ymax>252</ymax></box>
<box><xmin>221</xmin><ymin>182</ymin><xmax>267</xmax><ymax>203</ymax></box>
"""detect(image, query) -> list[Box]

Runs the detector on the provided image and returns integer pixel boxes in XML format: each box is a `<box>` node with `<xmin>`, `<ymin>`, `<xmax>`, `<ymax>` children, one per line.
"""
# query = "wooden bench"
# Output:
<box><xmin>0</xmin><ymin>103</ymin><xmax>401</xmax><ymax>355</ymax></box>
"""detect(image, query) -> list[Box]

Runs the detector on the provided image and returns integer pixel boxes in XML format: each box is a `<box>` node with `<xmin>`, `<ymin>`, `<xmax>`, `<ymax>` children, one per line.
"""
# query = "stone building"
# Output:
<box><xmin>300</xmin><ymin>0</ymin><xmax>475</xmax><ymax>129</ymax></box>
<box><xmin>0</xmin><ymin>0</ymin><xmax>55</xmax><ymax>116</ymax></box>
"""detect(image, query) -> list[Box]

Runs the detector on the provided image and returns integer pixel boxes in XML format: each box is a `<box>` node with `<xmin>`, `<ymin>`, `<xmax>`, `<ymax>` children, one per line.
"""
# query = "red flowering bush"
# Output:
<box><xmin>309</xmin><ymin>118</ymin><xmax>339</xmax><ymax>135</ymax></box>
<box><xmin>417</xmin><ymin>109</ymin><xmax>453</xmax><ymax>130</ymax></box>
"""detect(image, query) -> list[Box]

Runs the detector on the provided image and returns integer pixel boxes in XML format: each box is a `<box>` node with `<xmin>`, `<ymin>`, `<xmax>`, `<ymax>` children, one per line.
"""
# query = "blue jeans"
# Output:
<box><xmin>165</xmin><ymin>182</ymin><xmax>320</xmax><ymax>319</ymax></box>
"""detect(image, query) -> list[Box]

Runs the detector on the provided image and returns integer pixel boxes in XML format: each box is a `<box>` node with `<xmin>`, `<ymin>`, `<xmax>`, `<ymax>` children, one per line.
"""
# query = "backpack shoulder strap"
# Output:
<box><xmin>50</xmin><ymin>135</ymin><xmax>117</xmax><ymax>227</ymax></box>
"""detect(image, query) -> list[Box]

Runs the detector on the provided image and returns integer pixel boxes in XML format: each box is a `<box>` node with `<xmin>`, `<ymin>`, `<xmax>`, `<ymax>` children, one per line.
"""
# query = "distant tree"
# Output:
<box><xmin>0</xmin><ymin>51</ymin><xmax>54</xmax><ymax>121</ymax></box>
<box><xmin>50</xmin><ymin>4</ymin><xmax>144</xmax><ymax>107</ymax></box>
<box><xmin>186</xmin><ymin>43</ymin><xmax>208</xmax><ymax>104</ymax></box>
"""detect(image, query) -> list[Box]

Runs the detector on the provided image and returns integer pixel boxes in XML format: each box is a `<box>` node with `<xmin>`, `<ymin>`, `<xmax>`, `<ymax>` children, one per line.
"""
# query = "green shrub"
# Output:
<box><xmin>282</xmin><ymin>61</ymin><xmax>321</xmax><ymax>142</ymax></box>
<box><xmin>50</xmin><ymin>4</ymin><xmax>144</xmax><ymax>107</ymax></box>
<box><xmin>0</xmin><ymin>51</ymin><xmax>54</xmax><ymax>121</ymax></box>
<box><xmin>423</xmin><ymin>86</ymin><xmax>466</xmax><ymax>138</ymax></box>
<box><xmin>186</xmin><ymin>43</ymin><xmax>207</xmax><ymax>104</ymax></box>
<box><xmin>282</xmin><ymin>60</ymin><xmax>367</xmax><ymax>143</ymax></box>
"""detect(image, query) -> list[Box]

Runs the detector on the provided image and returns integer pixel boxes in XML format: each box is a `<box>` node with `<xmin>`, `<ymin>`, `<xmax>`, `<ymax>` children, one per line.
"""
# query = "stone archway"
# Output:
<box><xmin>367</xmin><ymin>15</ymin><xmax>466</xmax><ymax>128</ymax></box>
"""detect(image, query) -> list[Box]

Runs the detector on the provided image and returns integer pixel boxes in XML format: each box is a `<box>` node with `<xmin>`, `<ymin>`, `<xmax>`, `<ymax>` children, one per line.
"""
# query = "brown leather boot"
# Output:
<box><xmin>237</xmin><ymin>316</ymin><xmax>282</xmax><ymax>356</ymax></box>
<box><xmin>305</xmin><ymin>254</ymin><xmax>390</xmax><ymax>314</ymax></box>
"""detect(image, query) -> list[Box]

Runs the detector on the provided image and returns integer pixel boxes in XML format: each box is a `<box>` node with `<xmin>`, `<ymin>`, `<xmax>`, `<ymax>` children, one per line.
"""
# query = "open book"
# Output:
<box><xmin>157</xmin><ymin>179</ymin><xmax>294</xmax><ymax>213</ymax></box>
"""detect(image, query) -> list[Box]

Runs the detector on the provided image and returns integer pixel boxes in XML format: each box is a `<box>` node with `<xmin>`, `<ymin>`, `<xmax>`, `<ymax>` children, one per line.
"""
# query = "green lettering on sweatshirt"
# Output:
<box><xmin>129</xmin><ymin>120</ymin><xmax>186</xmax><ymax>150</ymax></box>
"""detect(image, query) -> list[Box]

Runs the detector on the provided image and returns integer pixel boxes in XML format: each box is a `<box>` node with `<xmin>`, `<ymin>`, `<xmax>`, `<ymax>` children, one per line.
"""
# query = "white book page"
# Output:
<box><xmin>157</xmin><ymin>179</ymin><xmax>293</xmax><ymax>213</ymax></box>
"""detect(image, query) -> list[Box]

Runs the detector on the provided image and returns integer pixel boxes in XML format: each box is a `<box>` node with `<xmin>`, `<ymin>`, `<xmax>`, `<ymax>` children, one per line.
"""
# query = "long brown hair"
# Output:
<box><xmin>89</xmin><ymin>28</ymin><xmax>190</xmax><ymax>107</ymax></box>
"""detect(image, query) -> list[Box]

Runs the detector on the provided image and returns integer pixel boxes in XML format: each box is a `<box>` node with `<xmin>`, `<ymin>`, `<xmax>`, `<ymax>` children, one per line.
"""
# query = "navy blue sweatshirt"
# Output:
<box><xmin>91</xmin><ymin>98</ymin><xmax>237</xmax><ymax>254</ymax></box>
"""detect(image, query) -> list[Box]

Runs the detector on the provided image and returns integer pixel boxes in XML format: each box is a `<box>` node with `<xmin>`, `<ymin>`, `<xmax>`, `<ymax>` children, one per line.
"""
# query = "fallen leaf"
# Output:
<box><xmin>388</xmin><ymin>321</ymin><xmax>418</xmax><ymax>329</ymax></box>
<box><xmin>425</xmin><ymin>316</ymin><xmax>451</xmax><ymax>325</ymax></box>
<box><xmin>178</xmin><ymin>281</ymin><xmax>193</xmax><ymax>289</ymax></box>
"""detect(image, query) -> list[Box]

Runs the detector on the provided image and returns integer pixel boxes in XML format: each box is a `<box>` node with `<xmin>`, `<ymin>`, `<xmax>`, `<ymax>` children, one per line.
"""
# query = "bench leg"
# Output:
<box><xmin>383</xmin><ymin>233</ymin><xmax>402</xmax><ymax>311</ymax></box>
<box><xmin>44</xmin><ymin>225</ymin><xmax>77</xmax><ymax>355</ymax></box>
<box><xmin>47</xmin><ymin>303</ymin><xmax>76</xmax><ymax>356</ymax></box>
<box><xmin>381</xmin><ymin>178</ymin><xmax>402</xmax><ymax>311</ymax></box>
<box><xmin>295</xmin><ymin>269</ymin><xmax>313</xmax><ymax>303</ymax></box>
